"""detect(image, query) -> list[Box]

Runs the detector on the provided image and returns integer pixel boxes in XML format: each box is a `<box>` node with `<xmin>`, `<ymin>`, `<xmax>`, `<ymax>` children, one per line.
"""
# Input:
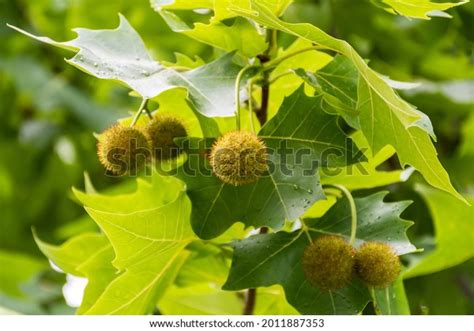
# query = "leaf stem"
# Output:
<box><xmin>301</xmin><ymin>222</ymin><xmax>313</xmax><ymax>243</ymax></box>
<box><xmin>242</xmin><ymin>226</ymin><xmax>268</xmax><ymax>315</ymax></box>
<box><xmin>263</xmin><ymin>45</ymin><xmax>332</xmax><ymax>70</ymax></box>
<box><xmin>268</xmin><ymin>70</ymin><xmax>294</xmax><ymax>85</ymax></box>
<box><xmin>248</xmin><ymin>79</ymin><xmax>255</xmax><ymax>133</ymax></box>
<box><xmin>323</xmin><ymin>184</ymin><xmax>357</xmax><ymax>245</ymax></box>
<box><xmin>130</xmin><ymin>98</ymin><xmax>150</xmax><ymax>127</ymax></box>
<box><xmin>248</xmin><ymin>77</ymin><xmax>262</xmax><ymax>133</ymax></box>
<box><xmin>371</xmin><ymin>287</ymin><xmax>381</xmax><ymax>314</ymax></box>
<box><xmin>243</xmin><ymin>289</ymin><xmax>257</xmax><ymax>315</ymax></box>
<box><xmin>235</xmin><ymin>66</ymin><xmax>257</xmax><ymax>131</ymax></box>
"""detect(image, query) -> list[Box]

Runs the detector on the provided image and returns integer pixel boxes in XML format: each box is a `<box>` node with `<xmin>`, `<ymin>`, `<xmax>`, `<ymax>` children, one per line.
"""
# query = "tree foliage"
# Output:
<box><xmin>1</xmin><ymin>0</ymin><xmax>472</xmax><ymax>315</ymax></box>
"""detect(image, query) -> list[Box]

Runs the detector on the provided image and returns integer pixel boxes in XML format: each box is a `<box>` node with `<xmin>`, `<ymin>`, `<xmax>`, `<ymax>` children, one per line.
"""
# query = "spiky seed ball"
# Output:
<box><xmin>97</xmin><ymin>125</ymin><xmax>151</xmax><ymax>175</ymax></box>
<box><xmin>355</xmin><ymin>242</ymin><xmax>401</xmax><ymax>288</ymax></box>
<box><xmin>209</xmin><ymin>131</ymin><xmax>269</xmax><ymax>186</ymax></box>
<box><xmin>302</xmin><ymin>235</ymin><xmax>355</xmax><ymax>290</ymax></box>
<box><xmin>144</xmin><ymin>114</ymin><xmax>187</xmax><ymax>160</ymax></box>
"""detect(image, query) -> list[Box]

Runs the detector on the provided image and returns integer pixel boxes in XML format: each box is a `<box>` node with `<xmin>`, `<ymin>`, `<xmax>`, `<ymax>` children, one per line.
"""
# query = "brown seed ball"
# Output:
<box><xmin>144</xmin><ymin>114</ymin><xmax>187</xmax><ymax>160</ymax></box>
<box><xmin>302</xmin><ymin>235</ymin><xmax>355</xmax><ymax>290</ymax></box>
<box><xmin>97</xmin><ymin>125</ymin><xmax>151</xmax><ymax>175</ymax></box>
<box><xmin>209</xmin><ymin>131</ymin><xmax>269</xmax><ymax>186</ymax></box>
<box><xmin>355</xmin><ymin>242</ymin><xmax>401</xmax><ymax>288</ymax></box>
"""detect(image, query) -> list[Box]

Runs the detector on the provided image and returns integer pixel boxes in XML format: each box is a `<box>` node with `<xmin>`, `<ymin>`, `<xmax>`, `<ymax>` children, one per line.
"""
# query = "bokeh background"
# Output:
<box><xmin>0</xmin><ymin>0</ymin><xmax>473</xmax><ymax>314</ymax></box>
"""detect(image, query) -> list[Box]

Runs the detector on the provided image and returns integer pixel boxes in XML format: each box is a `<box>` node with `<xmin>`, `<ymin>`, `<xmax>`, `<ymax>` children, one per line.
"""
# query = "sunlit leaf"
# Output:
<box><xmin>370</xmin><ymin>0</ymin><xmax>468</xmax><ymax>20</ymax></box>
<box><xmin>70</xmin><ymin>172</ymin><xmax>194</xmax><ymax>314</ymax></box>
<box><xmin>34</xmin><ymin>233</ymin><xmax>117</xmax><ymax>314</ymax></box>
<box><xmin>321</xmin><ymin>131</ymin><xmax>403</xmax><ymax>190</ymax></box>
<box><xmin>9</xmin><ymin>16</ymin><xmax>243</xmax><ymax>117</ymax></box>
<box><xmin>371</xmin><ymin>276</ymin><xmax>410</xmax><ymax>315</ymax></box>
<box><xmin>159</xmin><ymin>11</ymin><xmax>267</xmax><ymax>57</ymax></box>
<box><xmin>294</xmin><ymin>53</ymin><xmax>463</xmax><ymax>201</ymax></box>
<box><xmin>404</xmin><ymin>185</ymin><xmax>474</xmax><ymax>278</ymax></box>
<box><xmin>0</xmin><ymin>251</ymin><xmax>45</xmax><ymax>298</ymax></box>
<box><xmin>159</xmin><ymin>252</ymin><xmax>242</xmax><ymax>315</ymax></box>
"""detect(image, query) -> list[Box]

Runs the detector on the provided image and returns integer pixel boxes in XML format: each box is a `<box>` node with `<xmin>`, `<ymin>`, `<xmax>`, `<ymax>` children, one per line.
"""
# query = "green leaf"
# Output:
<box><xmin>321</xmin><ymin>131</ymin><xmax>403</xmax><ymax>190</ymax></box>
<box><xmin>405</xmin><ymin>260</ymin><xmax>474</xmax><ymax>314</ymax></box>
<box><xmin>159</xmin><ymin>252</ymin><xmax>242</xmax><ymax>315</ymax></box>
<box><xmin>151</xmin><ymin>0</ymin><xmax>213</xmax><ymax>11</ymax></box>
<box><xmin>8</xmin><ymin>16</ymin><xmax>243</xmax><ymax>117</ymax></box>
<box><xmin>460</xmin><ymin>112</ymin><xmax>474</xmax><ymax>156</ymax></box>
<box><xmin>121</xmin><ymin>88</ymin><xmax>207</xmax><ymax>139</ymax></box>
<box><xmin>306</xmin><ymin>191</ymin><xmax>416</xmax><ymax>254</ymax></box>
<box><xmin>178</xmin><ymin>86</ymin><xmax>362</xmax><ymax>239</ymax></box>
<box><xmin>151</xmin><ymin>0</ymin><xmax>293</xmax><ymax>21</ymax></box>
<box><xmin>300</xmin><ymin>54</ymin><xmax>463</xmax><ymax>202</ymax></box>
<box><xmin>371</xmin><ymin>276</ymin><xmax>410</xmax><ymax>315</ymax></box>
<box><xmin>34</xmin><ymin>232</ymin><xmax>109</xmax><ymax>276</ymax></box>
<box><xmin>259</xmin><ymin>87</ymin><xmax>363</xmax><ymax>168</ymax></box>
<box><xmin>404</xmin><ymin>185</ymin><xmax>474</xmax><ymax>278</ymax></box>
<box><xmin>214</xmin><ymin>0</ymin><xmax>293</xmax><ymax>21</ymax></box>
<box><xmin>174</xmin><ymin>251</ymin><xmax>230</xmax><ymax>287</ymax></box>
<box><xmin>0</xmin><ymin>57</ymin><xmax>118</xmax><ymax>131</ymax></box>
<box><xmin>357</xmin><ymin>77</ymin><xmax>465</xmax><ymax>200</ymax></box>
<box><xmin>223</xmin><ymin>230</ymin><xmax>370</xmax><ymax>314</ymax></box>
<box><xmin>160</xmin><ymin>284</ymin><xmax>242</xmax><ymax>314</ymax></box>
<box><xmin>75</xmin><ymin>245</ymin><xmax>117</xmax><ymax>314</ymax></box>
<box><xmin>230</xmin><ymin>2</ymin><xmax>420</xmax><ymax>127</ymax></box>
<box><xmin>230</xmin><ymin>1</ymin><xmax>464</xmax><ymax>202</ymax></box>
<box><xmin>172</xmin><ymin>52</ymin><xmax>244</xmax><ymax>118</ymax></box>
<box><xmin>161</xmin><ymin>53</ymin><xmax>205</xmax><ymax>69</ymax></box>
<box><xmin>34</xmin><ymin>232</ymin><xmax>118</xmax><ymax>314</ymax></box>
<box><xmin>71</xmin><ymin>172</ymin><xmax>194</xmax><ymax>314</ymax></box>
<box><xmin>223</xmin><ymin>191</ymin><xmax>415</xmax><ymax>314</ymax></box>
<box><xmin>295</xmin><ymin>55</ymin><xmax>359</xmax><ymax>114</ymax></box>
<box><xmin>370</xmin><ymin>0</ymin><xmax>468</xmax><ymax>20</ymax></box>
<box><xmin>0</xmin><ymin>251</ymin><xmax>45</xmax><ymax>298</ymax></box>
<box><xmin>158</xmin><ymin>11</ymin><xmax>267</xmax><ymax>57</ymax></box>
<box><xmin>267</xmin><ymin>39</ymin><xmax>332</xmax><ymax>119</ymax></box>
<box><xmin>254</xmin><ymin>286</ymin><xmax>299</xmax><ymax>315</ymax></box>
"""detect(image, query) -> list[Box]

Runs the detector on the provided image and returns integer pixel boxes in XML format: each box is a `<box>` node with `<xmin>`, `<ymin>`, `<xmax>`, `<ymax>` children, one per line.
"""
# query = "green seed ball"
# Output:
<box><xmin>302</xmin><ymin>235</ymin><xmax>355</xmax><ymax>290</ymax></box>
<box><xmin>209</xmin><ymin>131</ymin><xmax>269</xmax><ymax>186</ymax></box>
<box><xmin>97</xmin><ymin>125</ymin><xmax>151</xmax><ymax>175</ymax></box>
<box><xmin>355</xmin><ymin>242</ymin><xmax>401</xmax><ymax>288</ymax></box>
<box><xmin>144</xmin><ymin>114</ymin><xmax>187</xmax><ymax>160</ymax></box>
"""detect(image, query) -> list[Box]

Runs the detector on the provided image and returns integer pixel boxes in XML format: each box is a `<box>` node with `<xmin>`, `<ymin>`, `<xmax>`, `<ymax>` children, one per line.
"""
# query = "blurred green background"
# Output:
<box><xmin>0</xmin><ymin>0</ymin><xmax>473</xmax><ymax>315</ymax></box>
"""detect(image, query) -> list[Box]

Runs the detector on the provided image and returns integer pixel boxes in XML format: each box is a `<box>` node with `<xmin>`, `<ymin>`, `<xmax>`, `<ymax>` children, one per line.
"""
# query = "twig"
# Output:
<box><xmin>242</xmin><ymin>227</ymin><xmax>268</xmax><ymax>315</ymax></box>
<box><xmin>130</xmin><ymin>98</ymin><xmax>150</xmax><ymax>127</ymax></box>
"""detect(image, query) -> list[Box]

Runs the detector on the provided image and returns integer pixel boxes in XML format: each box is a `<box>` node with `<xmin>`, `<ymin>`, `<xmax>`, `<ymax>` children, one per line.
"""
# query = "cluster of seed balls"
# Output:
<box><xmin>98</xmin><ymin>124</ymin><xmax>399</xmax><ymax>290</ymax></box>
<box><xmin>97</xmin><ymin>114</ymin><xmax>187</xmax><ymax>175</ymax></box>
<box><xmin>302</xmin><ymin>235</ymin><xmax>401</xmax><ymax>290</ymax></box>
<box><xmin>98</xmin><ymin>119</ymin><xmax>269</xmax><ymax>185</ymax></box>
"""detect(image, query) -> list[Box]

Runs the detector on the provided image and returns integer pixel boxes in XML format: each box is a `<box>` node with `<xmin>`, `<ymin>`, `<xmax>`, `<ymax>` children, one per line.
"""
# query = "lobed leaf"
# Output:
<box><xmin>295</xmin><ymin>53</ymin><xmax>463</xmax><ymax>201</ymax></box>
<box><xmin>158</xmin><ymin>11</ymin><xmax>267</xmax><ymax>57</ymax></box>
<box><xmin>34</xmin><ymin>233</ymin><xmax>117</xmax><ymax>314</ymax></box>
<box><xmin>9</xmin><ymin>16</ymin><xmax>242</xmax><ymax>117</ymax></box>
<box><xmin>321</xmin><ymin>131</ymin><xmax>404</xmax><ymax>190</ymax></box>
<box><xmin>151</xmin><ymin>0</ymin><xmax>293</xmax><ymax>21</ymax></box>
<box><xmin>223</xmin><ymin>191</ymin><xmax>416</xmax><ymax>314</ymax></box>
<box><xmin>370</xmin><ymin>0</ymin><xmax>468</xmax><ymax>20</ymax></box>
<box><xmin>404</xmin><ymin>185</ymin><xmax>474</xmax><ymax>278</ymax></box>
<box><xmin>177</xmin><ymin>86</ymin><xmax>362</xmax><ymax>239</ymax></box>
<box><xmin>70</xmin><ymin>173</ymin><xmax>194</xmax><ymax>314</ymax></box>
